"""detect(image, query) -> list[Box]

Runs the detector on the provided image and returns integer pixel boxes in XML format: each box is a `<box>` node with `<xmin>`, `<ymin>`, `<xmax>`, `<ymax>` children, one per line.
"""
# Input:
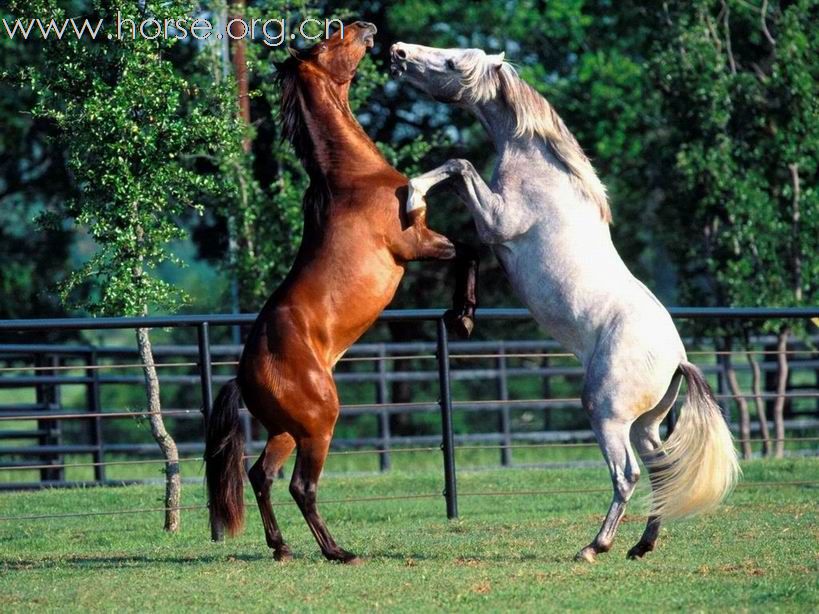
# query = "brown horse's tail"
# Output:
<box><xmin>205</xmin><ymin>378</ymin><xmax>245</xmax><ymax>538</ymax></box>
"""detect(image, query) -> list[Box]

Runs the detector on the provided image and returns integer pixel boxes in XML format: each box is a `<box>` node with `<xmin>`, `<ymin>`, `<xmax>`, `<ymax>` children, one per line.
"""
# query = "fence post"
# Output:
<box><xmin>815</xmin><ymin>363</ymin><xmax>819</xmax><ymax>417</ymax></box>
<box><xmin>86</xmin><ymin>349</ymin><xmax>105</xmax><ymax>483</ymax></box>
<box><xmin>197</xmin><ymin>322</ymin><xmax>220</xmax><ymax>541</ymax></box>
<box><xmin>436</xmin><ymin>318</ymin><xmax>458</xmax><ymax>519</ymax></box>
<box><xmin>35</xmin><ymin>353</ymin><xmax>62</xmax><ymax>482</ymax></box>
<box><xmin>197</xmin><ymin>323</ymin><xmax>214</xmax><ymax>424</ymax></box>
<box><xmin>376</xmin><ymin>344</ymin><xmax>391</xmax><ymax>472</ymax></box>
<box><xmin>497</xmin><ymin>344</ymin><xmax>512</xmax><ymax>466</ymax></box>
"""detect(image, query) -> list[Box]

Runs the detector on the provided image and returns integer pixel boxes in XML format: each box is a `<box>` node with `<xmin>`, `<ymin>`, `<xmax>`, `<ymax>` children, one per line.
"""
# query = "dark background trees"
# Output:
<box><xmin>4</xmin><ymin>1</ymin><xmax>815</xmax><ymax>319</ymax></box>
<box><xmin>1</xmin><ymin>1</ymin><xmax>816</xmax><ymax>453</ymax></box>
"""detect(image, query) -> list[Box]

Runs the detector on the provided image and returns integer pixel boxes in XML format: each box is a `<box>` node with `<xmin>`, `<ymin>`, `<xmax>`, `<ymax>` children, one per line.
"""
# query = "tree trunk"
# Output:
<box><xmin>721</xmin><ymin>344</ymin><xmax>752</xmax><ymax>460</ymax></box>
<box><xmin>746</xmin><ymin>352</ymin><xmax>772</xmax><ymax>457</ymax></box>
<box><xmin>136</xmin><ymin>327</ymin><xmax>181</xmax><ymax>532</ymax></box>
<box><xmin>228</xmin><ymin>0</ymin><xmax>250</xmax><ymax>318</ymax></box>
<box><xmin>772</xmin><ymin>327</ymin><xmax>790</xmax><ymax>459</ymax></box>
<box><xmin>230</xmin><ymin>0</ymin><xmax>251</xmax><ymax>153</ymax></box>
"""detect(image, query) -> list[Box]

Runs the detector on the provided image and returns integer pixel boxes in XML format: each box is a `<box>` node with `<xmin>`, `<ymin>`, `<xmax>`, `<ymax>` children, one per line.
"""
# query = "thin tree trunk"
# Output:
<box><xmin>230</xmin><ymin>0</ymin><xmax>251</xmax><ymax>153</ymax></box>
<box><xmin>228</xmin><ymin>0</ymin><xmax>250</xmax><ymax>317</ymax></box>
<box><xmin>131</xmin><ymin>200</ymin><xmax>181</xmax><ymax>531</ymax></box>
<box><xmin>773</xmin><ymin>327</ymin><xmax>790</xmax><ymax>459</ymax></box>
<box><xmin>721</xmin><ymin>344</ymin><xmax>752</xmax><ymax>460</ymax></box>
<box><xmin>746</xmin><ymin>352</ymin><xmax>772</xmax><ymax>457</ymax></box>
<box><xmin>136</xmin><ymin>327</ymin><xmax>181</xmax><ymax>531</ymax></box>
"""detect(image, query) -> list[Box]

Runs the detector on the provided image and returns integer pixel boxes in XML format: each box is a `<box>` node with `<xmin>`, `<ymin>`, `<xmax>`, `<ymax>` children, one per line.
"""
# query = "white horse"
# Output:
<box><xmin>391</xmin><ymin>43</ymin><xmax>740</xmax><ymax>562</ymax></box>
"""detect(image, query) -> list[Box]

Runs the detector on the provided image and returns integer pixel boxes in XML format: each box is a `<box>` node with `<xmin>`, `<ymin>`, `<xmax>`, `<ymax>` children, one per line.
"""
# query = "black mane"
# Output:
<box><xmin>275</xmin><ymin>56</ymin><xmax>330</xmax><ymax>231</ymax></box>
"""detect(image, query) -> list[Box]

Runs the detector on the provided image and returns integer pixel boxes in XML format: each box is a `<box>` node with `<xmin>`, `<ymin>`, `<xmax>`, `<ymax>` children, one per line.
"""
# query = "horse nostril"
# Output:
<box><xmin>395</xmin><ymin>48</ymin><xmax>407</xmax><ymax>59</ymax></box>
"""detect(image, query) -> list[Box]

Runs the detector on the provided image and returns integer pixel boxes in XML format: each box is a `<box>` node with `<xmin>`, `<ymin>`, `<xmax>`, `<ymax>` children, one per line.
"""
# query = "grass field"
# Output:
<box><xmin>0</xmin><ymin>458</ymin><xmax>817</xmax><ymax>612</ymax></box>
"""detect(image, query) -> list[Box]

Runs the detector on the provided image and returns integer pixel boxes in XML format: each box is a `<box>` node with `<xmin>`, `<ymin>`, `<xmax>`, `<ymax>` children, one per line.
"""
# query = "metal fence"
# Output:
<box><xmin>1</xmin><ymin>307</ymin><xmax>819</xmax><ymax>522</ymax></box>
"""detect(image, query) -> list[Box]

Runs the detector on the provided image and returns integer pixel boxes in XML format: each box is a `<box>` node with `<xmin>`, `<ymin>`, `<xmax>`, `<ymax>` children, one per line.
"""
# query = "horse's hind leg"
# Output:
<box><xmin>290</xmin><ymin>434</ymin><xmax>360</xmax><ymax>564</ymax></box>
<box><xmin>627</xmin><ymin>372</ymin><xmax>681</xmax><ymax>559</ymax></box>
<box><xmin>626</xmin><ymin>420</ymin><xmax>664</xmax><ymax>560</ymax></box>
<box><xmin>248</xmin><ymin>432</ymin><xmax>296</xmax><ymax>561</ymax></box>
<box><xmin>576</xmin><ymin>417</ymin><xmax>641</xmax><ymax>563</ymax></box>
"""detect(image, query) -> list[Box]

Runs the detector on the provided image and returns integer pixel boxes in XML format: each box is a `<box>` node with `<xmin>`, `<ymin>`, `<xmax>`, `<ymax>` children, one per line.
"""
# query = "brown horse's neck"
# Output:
<box><xmin>296</xmin><ymin>68</ymin><xmax>394</xmax><ymax>185</ymax></box>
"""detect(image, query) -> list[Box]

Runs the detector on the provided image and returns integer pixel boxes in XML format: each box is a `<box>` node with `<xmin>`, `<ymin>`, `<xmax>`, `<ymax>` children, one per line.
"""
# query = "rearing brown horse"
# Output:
<box><xmin>204</xmin><ymin>22</ymin><xmax>477</xmax><ymax>564</ymax></box>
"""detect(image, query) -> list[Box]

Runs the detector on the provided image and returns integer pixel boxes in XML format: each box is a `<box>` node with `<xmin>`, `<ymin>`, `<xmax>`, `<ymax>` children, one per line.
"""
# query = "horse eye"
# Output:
<box><xmin>446</xmin><ymin>59</ymin><xmax>456</xmax><ymax>70</ymax></box>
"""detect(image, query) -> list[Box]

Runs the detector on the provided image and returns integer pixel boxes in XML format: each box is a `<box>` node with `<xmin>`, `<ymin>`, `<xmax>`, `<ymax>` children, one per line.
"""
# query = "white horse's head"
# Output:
<box><xmin>390</xmin><ymin>43</ymin><xmax>505</xmax><ymax>104</ymax></box>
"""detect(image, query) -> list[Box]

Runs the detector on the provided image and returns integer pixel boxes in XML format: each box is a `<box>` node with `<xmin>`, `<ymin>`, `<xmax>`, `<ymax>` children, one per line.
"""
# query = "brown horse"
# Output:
<box><xmin>204</xmin><ymin>22</ymin><xmax>478</xmax><ymax>564</ymax></box>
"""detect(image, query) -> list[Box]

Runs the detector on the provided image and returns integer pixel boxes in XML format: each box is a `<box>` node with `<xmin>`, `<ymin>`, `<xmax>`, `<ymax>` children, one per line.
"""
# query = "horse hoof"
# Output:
<box><xmin>575</xmin><ymin>547</ymin><xmax>597</xmax><ymax>563</ymax></box>
<box><xmin>626</xmin><ymin>544</ymin><xmax>652</xmax><ymax>560</ymax></box>
<box><xmin>328</xmin><ymin>550</ymin><xmax>362</xmax><ymax>565</ymax></box>
<box><xmin>444</xmin><ymin>310</ymin><xmax>474</xmax><ymax>339</ymax></box>
<box><xmin>274</xmin><ymin>547</ymin><xmax>293</xmax><ymax>562</ymax></box>
<box><xmin>458</xmin><ymin>316</ymin><xmax>475</xmax><ymax>338</ymax></box>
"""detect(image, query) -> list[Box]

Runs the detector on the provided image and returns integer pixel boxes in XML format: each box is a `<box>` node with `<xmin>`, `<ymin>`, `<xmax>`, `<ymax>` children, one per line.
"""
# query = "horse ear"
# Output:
<box><xmin>287</xmin><ymin>47</ymin><xmax>300</xmax><ymax>59</ymax></box>
<box><xmin>488</xmin><ymin>52</ymin><xmax>505</xmax><ymax>68</ymax></box>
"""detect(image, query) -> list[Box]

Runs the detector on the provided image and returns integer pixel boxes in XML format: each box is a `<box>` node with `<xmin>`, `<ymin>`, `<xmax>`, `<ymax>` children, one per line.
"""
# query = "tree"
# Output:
<box><xmin>652</xmin><ymin>0</ymin><xmax>819</xmax><ymax>457</ymax></box>
<box><xmin>0</xmin><ymin>5</ymin><xmax>76</xmax><ymax>323</ymax></box>
<box><xmin>21</xmin><ymin>0</ymin><xmax>237</xmax><ymax>528</ymax></box>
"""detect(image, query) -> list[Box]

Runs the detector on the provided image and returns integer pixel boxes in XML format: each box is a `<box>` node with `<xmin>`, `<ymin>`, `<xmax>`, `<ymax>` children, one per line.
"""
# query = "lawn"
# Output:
<box><xmin>0</xmin><ymin>458</ymin><xmax>816</xmax><ymax>612</ymax></box>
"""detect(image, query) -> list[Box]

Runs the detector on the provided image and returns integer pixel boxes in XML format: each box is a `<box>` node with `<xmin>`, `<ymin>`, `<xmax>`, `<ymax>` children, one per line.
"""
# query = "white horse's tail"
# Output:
<box><xmin>649</xmin><ymin>361</ymin><xmax>741</xmax><ymax>520</ymax></box>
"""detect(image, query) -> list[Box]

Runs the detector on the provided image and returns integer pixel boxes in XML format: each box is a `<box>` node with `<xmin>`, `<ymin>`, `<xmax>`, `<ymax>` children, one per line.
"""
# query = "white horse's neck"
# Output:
<box><xmin>467</xmin><ymin>94</ymin><xmax>644</xmax><ymax>361</ymax></box>
<box><xmin>472</xmin><ymin>95</ymin><xmax>612</xmax><ymax>236</ymax></box>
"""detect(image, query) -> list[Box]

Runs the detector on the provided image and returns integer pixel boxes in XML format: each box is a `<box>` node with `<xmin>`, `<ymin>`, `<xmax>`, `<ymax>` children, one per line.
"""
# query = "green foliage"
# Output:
<box><xmin>18</xmin><ymin>0</ymin><xmax>236</xmax><ymax>316</ymax></box>
<box><xmin>0</xmin><ymin>5</ymin><xmax>76</xmax><ymax>319</ymax></box>
<box><xmin>2</xmin><ymin>0</ymin><xmax>817</xmax><ymax>325</ymax></box>
<box><xmin>652</xmin><ymin>0</ymin><xmax>819</xmax><ymax>335</ymax></box>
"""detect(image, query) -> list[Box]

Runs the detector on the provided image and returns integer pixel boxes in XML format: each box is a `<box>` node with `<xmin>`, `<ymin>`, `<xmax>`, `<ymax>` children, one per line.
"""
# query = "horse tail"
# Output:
<box><xmin>649</xmin><ymin>361</ymin><xmax>740</xmax><ymax>520</ymax></box>
<box><xmin>204</xmin><ymin>378</ymin><xmax>245</xmax><ymax>538</ymax></box>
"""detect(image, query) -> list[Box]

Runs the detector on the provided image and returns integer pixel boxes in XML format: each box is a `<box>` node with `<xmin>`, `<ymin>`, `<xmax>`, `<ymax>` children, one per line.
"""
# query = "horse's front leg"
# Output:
<box><xmin>397</xmin><ymin>205</ymin><xmax>479</xmax><ymax>339</ymax></box>
<box><xmin>409</xmin><ymin>159</ymin><xmax>527</xmax><ymax>244</ymax></box>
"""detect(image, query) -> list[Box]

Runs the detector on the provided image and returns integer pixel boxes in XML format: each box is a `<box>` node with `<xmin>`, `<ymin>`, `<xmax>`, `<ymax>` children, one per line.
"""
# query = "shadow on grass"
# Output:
<box><xmin>0</xmin><ymin>547</ymin><xmax>576</xmax><ymax>570</ymax></box>
<box><xmin>0</xmin><ymin>551</ymin><xmax>274</xmax><ymax>571</ymax></box>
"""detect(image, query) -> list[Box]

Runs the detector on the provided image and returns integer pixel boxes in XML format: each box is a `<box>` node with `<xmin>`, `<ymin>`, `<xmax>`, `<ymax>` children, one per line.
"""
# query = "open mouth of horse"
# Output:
<box><xmin>390</xmin><ymin>59</ymin><xmax>405</xmax><ymax>78</ymax></box>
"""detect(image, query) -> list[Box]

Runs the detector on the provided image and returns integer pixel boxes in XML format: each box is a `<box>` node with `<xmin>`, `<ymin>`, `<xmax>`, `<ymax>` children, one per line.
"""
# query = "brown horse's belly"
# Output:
<box><xmin>324</xmin><ymin>249</ymin><xmax>405</xmax><ymax>361</ymax></box>
<box><xmin>265</xmin><ymin>244</ymin><xmax>404</xmax><ymax>364</ymax></box>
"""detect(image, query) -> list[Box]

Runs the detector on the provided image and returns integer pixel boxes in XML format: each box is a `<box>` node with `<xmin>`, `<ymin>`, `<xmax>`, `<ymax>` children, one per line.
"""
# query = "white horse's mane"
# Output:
<box><xmin>460</xmin><ymin>52</ymin><xmax>611</xmax><ymax>223</ymax></box>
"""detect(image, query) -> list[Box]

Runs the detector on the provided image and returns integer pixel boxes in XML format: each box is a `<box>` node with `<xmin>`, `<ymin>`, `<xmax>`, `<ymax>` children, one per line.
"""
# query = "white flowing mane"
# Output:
<box><xmin>460</xmin><ymin>52</ymin><xmax>611</xmax><ymax>223</ymax></box>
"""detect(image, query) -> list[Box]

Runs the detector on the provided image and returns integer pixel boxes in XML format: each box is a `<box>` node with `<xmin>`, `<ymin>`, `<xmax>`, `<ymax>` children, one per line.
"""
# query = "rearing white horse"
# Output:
<box><xmin>391</xmin><ymin>43</ymin><xmax>740</xmax><ymax>562</ymax></box>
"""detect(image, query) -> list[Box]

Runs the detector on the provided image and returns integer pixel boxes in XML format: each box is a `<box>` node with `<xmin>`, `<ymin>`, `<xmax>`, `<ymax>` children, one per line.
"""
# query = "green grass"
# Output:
<box><xmin>0</xmin><ymin>459</ymin><xmax>817</xmax><ymax>612</ymax></box>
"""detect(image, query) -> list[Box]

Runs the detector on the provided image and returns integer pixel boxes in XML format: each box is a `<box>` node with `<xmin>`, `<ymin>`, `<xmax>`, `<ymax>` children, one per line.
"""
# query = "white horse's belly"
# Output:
<box><xmin>494</xmin><ymin>234</ymin><xmax>684</xmax><ymax>371</ymax></box>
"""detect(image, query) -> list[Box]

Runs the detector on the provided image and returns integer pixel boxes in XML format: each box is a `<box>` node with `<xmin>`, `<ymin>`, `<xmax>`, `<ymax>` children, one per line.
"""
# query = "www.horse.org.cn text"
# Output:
<box><xmin>0</xmin><ymin>14</ymin><xmax>344</xmax><ymax>46</ymax></box>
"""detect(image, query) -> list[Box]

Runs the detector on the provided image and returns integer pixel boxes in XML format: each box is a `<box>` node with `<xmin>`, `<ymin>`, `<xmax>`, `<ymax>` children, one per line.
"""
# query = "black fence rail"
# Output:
<box><xmin>1</xmin><ymin>308</ymin><xmax>819</xmax><ymax>520</ymax></box>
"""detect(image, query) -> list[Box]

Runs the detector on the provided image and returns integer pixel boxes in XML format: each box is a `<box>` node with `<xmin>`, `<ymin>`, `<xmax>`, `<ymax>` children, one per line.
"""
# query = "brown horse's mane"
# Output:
<box><xmin>275</xmin><ymin>55</ymin><xmax>331</xmax><ymax>231</ymax></box>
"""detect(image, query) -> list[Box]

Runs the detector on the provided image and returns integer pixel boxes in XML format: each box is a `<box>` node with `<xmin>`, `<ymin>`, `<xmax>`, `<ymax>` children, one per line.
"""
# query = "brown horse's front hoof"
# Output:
<box><xmin>444</xmin><ymin>310</ymin><xmax>474</xmax><ymax>339</ymax></box>
<box><xmin>326</xmin><ymin>549</ymin><xmax>362</xmax><ymax>565</ymax></box>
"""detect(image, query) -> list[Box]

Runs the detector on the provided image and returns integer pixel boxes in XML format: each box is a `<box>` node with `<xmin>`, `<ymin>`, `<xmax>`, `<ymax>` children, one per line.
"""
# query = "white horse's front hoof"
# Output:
<box><xmin>575</xmin><ymin>547</ymin><xmax>597</xmax><ymax>563</ymax></box>
<box><xmin>406</xmin><ymin>181</ymin><xmax>428</xmax><ymax>213</ymax></box>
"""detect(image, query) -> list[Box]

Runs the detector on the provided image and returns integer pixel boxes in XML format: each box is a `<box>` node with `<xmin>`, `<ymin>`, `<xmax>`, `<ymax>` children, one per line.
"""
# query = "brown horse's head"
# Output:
<box><xmin>290</xmin><ymin>21</ymin><xmax>376</xmax><ymax>84</ymax></box>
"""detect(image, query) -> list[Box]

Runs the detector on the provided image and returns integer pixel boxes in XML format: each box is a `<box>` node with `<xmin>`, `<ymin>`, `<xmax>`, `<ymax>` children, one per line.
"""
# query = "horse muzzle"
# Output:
<box><xmin>390</xmin><ymin>43</ymin><xmax>409</xmax><ymax>78</ymax></box>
